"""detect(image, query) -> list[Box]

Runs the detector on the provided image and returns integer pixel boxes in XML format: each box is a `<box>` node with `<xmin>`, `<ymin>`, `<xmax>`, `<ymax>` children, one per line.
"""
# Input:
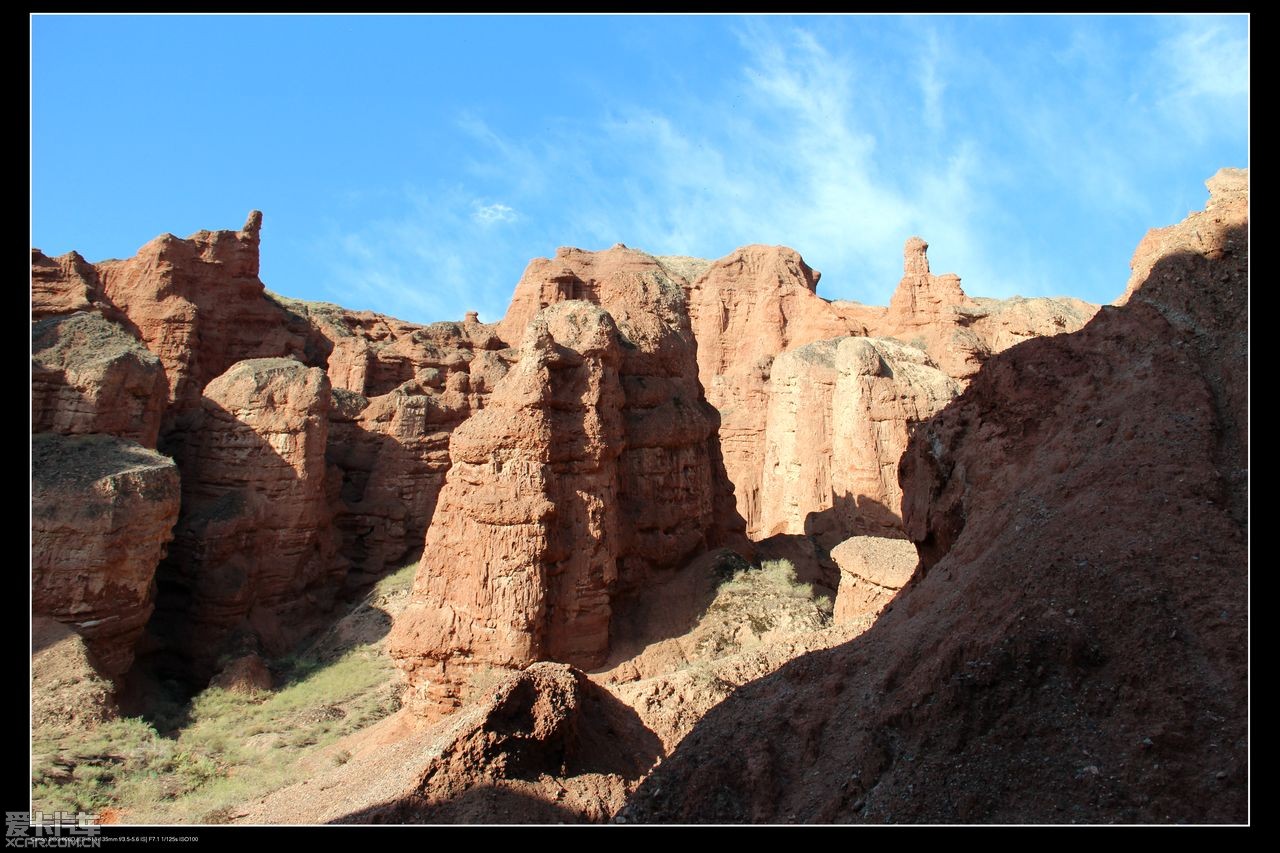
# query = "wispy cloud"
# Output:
<box><xmin>1152</xmin><ymin>15</ymin><xmax>1248</xmax><ymax>145</ymax></box>
<box><xmin>318</xmin><ymin>16</ymin><xmax>1247</xmax><ymax>322</ymax></box>
<box><xmin>472</xmin><ymin>202</ymin><xmax>517</xmax><ymax>225</ymax></box>
<box><xmin>1163</xmin><ymin>17</ymin><xmax>1248</xmax><ymax>101</ymax></box>
<box><xmin>919</xmin><ymin>28</ymin><xmax>946</xmax><ymax>134</ymax></box>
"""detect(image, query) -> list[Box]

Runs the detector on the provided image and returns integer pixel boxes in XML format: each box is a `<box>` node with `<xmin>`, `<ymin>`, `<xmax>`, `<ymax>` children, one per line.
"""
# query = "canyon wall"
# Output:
<box><xmin>30</xmin><ymin>213</ymin><xmax>498</xmax><ymax>686</ymax></box>
<box><xmin>33</xmin><ymin>208</ymin><xmax>1099</xmax><ymax>710</ymax></box>
<box><xmin>623</xmin><ymin>169</ymin><xmax>1248</xmax><ymax>824</ymax></box>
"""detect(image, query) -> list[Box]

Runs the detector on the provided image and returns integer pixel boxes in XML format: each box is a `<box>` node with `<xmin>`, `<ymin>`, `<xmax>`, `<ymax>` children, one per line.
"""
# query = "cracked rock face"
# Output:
<box><xmin>758</xmin><ymin>337</ymin><xmax>960</xmax><ymax>544</ymax></box>
<box><xmin>150</xmin><ymin>357</ymin><xmax>342</xmax><ymax>679</ymax></box>
<box><xmin>684</xmin><ymin>245</ymin><xmax>865</xmax><ymax>538</ymax></box>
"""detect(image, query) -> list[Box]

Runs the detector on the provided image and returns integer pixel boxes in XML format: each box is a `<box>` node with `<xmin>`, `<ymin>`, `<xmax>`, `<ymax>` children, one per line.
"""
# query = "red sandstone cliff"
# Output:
<box><xmin>389</xmin><ymin>303</ymin><xmax>628</xmax><ymax>718</ymax></box>
<box><xmin>30</xmin><ymin>215</ymin><xmax>496</xmax><ymax>684</ymax></box>
<box><xmin>32</xmin><ymin>434</ymin><xmax>180</xmax><ymax>677</ymax></box>
<box><xmin>149</xmin><ymin>358</ymin><xmax>342</xmax><ymax>678</ymax></box>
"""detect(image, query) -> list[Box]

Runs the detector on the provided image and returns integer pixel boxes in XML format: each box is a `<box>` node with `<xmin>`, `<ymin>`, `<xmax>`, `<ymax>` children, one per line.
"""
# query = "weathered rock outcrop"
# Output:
<box><xmin>283</xmin><ymin>299</ymin><xmax>510</xmax><ymax>576</ymax></box>
<box><xmin>679</xmin><ymin>241</ymin><xmax>1094</xmax><ymax>539</ymax></box>
<box><xmin>830</xmin><ymin>536</ymin><xmax>918</xmax><ymax>622</ymax></box>
<box><xmin>148</xmin><ymin>358</ymin><xmax>342</xmax><ymax>679</ymax></box>
<box><xmin>758</xmin><ymin>337</ymin><xmax>959</xmax><ymax>544</ymax></box>
<box><xmin>684</xmin><ymin>246</ymin><xmax>865</xmax><ymax>536</ymax></box>
<box><xmin>32</xmin><ymin>249</ymin><xmax>113</xmax><ymax>321</ymax></box>
<box><xmin>30</xmin><ymin>214</ymin><xmax>510</xmax><ymax>693</ymax></box>
<box><xmin>93</xmin><ymin>212</ymin><xmax>318</xmax><ymax>425</ymax></box>
<box><xmin>32</xmin><ymin>617</ymin><xmax>119</xmax><ymax>734</ymax></box>
<box><xmin>623</xmin><ymin>171</ymin><xmax>1248</xmax><ymax>824</ymax></box>
<box><xmin>389</xmin><ymin>303</ymin><xmax>627</xmax><ymax>718</ymax></box>
<box><xmin>208</xmin><ymin>653</ymin><xmax>273</xmax><ymax>694</ymax></box>
<box><xmin>498</xmin><ymin>244</ymin><xmax>745</xmax><ymax>564</ymax></box>
<box><xmin>32</xmin><ymin>434</ymin><xmax>180</xmax><ymax>677</ymax></box>
<box><xmin>882</xmin><ymin>237</ymin><xmax>1098</xmax><ymax>380</ymax></box>
<box><xmin>1116</xmin><ymin>166</ymin><xmax>1248</xmax><ymax>530</ymax></box>
<box><xmin>32</xmin><ymin>312</ymin><xmax>168</xmax><ymax>448</ymax></box>
<box><xmin>278</xmin><ymin>298</ymin><xmax>506</xmax><ymax>399</ymax></box>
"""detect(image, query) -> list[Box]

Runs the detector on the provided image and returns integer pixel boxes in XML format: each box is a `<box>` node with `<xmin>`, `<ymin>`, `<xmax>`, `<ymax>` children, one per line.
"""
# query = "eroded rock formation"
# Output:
<box><xmin>830</xmin><ymin>536</ymin><xmax>918</xmax><ymax>622</ymax></box>
<box><xmin>622</xmin><ymin>170</ymin><xmax>1248</xmax><ymax>824</ymax></box>
<box><xmin>31</xmin><ymin>214</ymin><xmax>510</xmax><ymax>689</ymax></box>
<box><xmin>149</xmin><ymin>358</ymin><xmax>341</xmax><ymax>678</ymax></box>
<box><xmin>497</xmin><ymin>244</ymin><xmax>746</xmax><ymax>566</ymax></box>
<box><xmin>32</xmin><ymin>617</ymin><xmax>119</xmax><ymax>734</ymax></box>
<box><xmin>389</xmin><ymin>303</ymin><xmax>628</xmax><ymax>718</ymax></box>
<box><xmin>32</xmin><ymin>312</ymin><xmax>168</xmax><ymax>448</ymax></box>
<box><xmin>283</xmin><ymin>300</ymin><xmax>510</xmax><ymax>577</ymax></box>
<box><xmin>32</xmin><ymin>249</ymin><xmax>113</xmax><ymax>321</ymax></box>
<box><xmin>32</xmin><ymin>434</ymin><xmax>180</xmax><ymax>677</ymax></box>
<box><xmin>685</xmin><ymin>246</ymin><xmax>864</xmax><ymax>535</ymax></box>
<box><xmin>92</xmin><ymin>212</ymin><xmax>318</xmax><ymax>423</ymax></box>
<box><xmin>679</xmin><ymin>240</ymin><xmax>1096</xmax><ymax>540</ymax></box>
<box><xmin>239</xmin><ymin>663</ymin><xmax>662</xmax><ymax>824</ymax></box>
<box><xmin>758</xmin><ymin>337</ymin><xmax>959</xmax><ymax>543</ymax></box>
<box><xmin>32</xmin><ymin>205</ymin><xmax>1104</xmax><ymax>734</ymax></box>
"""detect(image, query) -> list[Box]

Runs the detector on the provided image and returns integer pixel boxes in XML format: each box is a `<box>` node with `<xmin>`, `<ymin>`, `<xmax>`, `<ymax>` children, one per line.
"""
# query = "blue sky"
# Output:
<box><xmin>32</xmin><ymin>14</ymin><xmax>1248</xmax><ymax>324</ymax></box>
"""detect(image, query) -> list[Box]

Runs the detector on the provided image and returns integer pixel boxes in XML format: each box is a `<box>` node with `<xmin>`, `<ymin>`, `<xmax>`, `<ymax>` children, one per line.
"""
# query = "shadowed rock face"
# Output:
<box><xmin>32</xmin><ymin>312</ymin><xmax>168</xmax><ymax>448</ymax></box>
<box><xmin>621</xmin><ymin>170</ymin><xmax>1248</xmax><ymax>824</ymax></box>
<box><xmin>32</xmin><ymin>434</ymin><xmax>180</xmax><ymax>677</ymax></box>
<box><xmin>284</xmin><ymin>298</ymin><xmax>511</xmax><ymax>577</ymax></box>
<box><xmin>149</xmin><ymin>358</ymin><xmax>342</xmax><ymax>680</ymax></box>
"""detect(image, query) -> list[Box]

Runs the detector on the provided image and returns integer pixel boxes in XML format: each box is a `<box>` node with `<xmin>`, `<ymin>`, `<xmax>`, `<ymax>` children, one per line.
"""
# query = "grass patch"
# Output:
<box><xmin>373</xmin><ymin>561</ymin><xmax>418</xmax><ymax>598</ymax></box>
<box><xmin>32</xmin><ymin>642</ymin><xmax>401</xmax><ymax>823</ymax></box>
<box><xmin>717</xmin><ymin>558</ymin><xmax>820</xmax><ymax>600</ymax></box>
<box><xmin>691</xmin><ymin>558</ymin><xmax>833</xmax><ymax>661</ymax></box>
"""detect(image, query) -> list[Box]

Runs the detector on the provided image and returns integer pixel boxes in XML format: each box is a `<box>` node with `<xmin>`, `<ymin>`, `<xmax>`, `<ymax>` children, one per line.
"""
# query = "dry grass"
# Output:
<box><xmin>31</xmin><ymin>562</ymin><xmax>418</xmax><ymax>824</ymax></box>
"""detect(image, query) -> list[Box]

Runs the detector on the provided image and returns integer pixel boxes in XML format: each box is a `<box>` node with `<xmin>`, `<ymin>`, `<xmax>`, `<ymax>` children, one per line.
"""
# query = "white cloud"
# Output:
<box><xmin>322</xmin><ymin>22</ymin><xmax>992</xmax><ymax>315</ymax></box>
<box><xmin>472</xmin><ymin>202</ymin><xmax>517</xmax><ymax>225</ymax></box>
<box><xmin>1164</xmin><ymin>17</ymin><xmax>1248</xmax><ymax>101</ymax></box>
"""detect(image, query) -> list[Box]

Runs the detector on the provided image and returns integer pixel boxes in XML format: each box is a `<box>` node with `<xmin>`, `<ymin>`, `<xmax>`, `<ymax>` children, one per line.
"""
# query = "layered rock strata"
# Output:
<box><xmin>32</xmin><ymin>312</ymin><xmax>167</xmax><ymax>448</ymax></box>
<box><xmin>389</xmin><ymin>303</ymin><xmax>627</xmax><ymax>718</ymax></box>
<box><xmin>31</xmin><ymin>434</ymin><xmax>180</xmax><ymax>677</ymax></box>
